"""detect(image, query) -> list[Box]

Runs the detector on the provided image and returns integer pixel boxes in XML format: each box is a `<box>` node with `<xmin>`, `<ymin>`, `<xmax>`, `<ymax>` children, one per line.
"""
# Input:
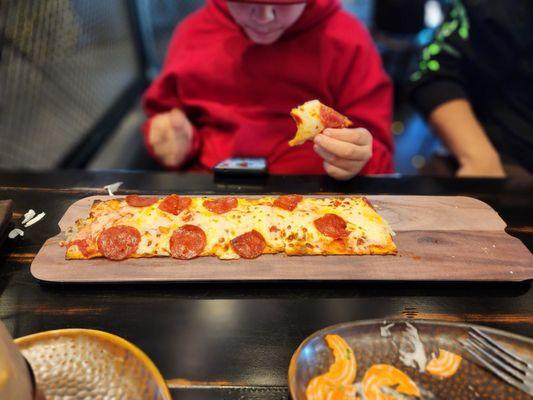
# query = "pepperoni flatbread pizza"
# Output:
<box><xmin>288</xmin><ymin>100</ymin><xmax>353</xmax><ymax>147</ymax></box>
<box><xmin>62</xmin><ymin>196</ymin><xmax>396</xmax><ymax>260</ymax></box>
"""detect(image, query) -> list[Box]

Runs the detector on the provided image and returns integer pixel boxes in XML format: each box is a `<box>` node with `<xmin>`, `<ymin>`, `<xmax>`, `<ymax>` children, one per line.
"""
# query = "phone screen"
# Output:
<box><xmin>214</xmin><ymin>157</ymin><xmax>268</xmax><ymax>176</ymax></box>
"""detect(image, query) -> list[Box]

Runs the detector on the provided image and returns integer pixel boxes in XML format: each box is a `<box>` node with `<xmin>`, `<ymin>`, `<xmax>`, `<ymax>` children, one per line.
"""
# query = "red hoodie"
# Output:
<box><xmin>143</xmin><ymin>0</ymin><xmax>394</xmax><ymax>175</ymax></box>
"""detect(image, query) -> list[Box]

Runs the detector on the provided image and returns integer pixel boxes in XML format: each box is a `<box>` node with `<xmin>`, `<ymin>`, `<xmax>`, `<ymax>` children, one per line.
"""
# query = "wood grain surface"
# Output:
<box><xmin>31</xmin><ymin>195</ymin><xmax>533</xmax><ymax>283</ymax></box>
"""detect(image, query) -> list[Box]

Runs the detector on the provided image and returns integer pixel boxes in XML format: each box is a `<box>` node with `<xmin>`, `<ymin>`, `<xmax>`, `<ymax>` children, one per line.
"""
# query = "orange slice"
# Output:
<box><xmin>306</xmin><ymin>376</ymin><xmax>333</xmax><ymax>400</ymax></box>
<box><xmin>326</xmin><ymin>385</ymin><xmax>358</xmax><ymax>400</ymax></box>
<box><xmin>426</xmin><ymin>349</ymin><xmax>462</xmax><ymax>378</ymax></box>
<box><xmin>362</xmin><ymin>364</ymin><xmax>420</xmax><ymax>400</ymax></box>
<box><xmin>322</xmin><ymin>334</ymin><xmax>357</xmax><ymax>385</ymax></box>
<box><xmin>306</xmin><ymin>380</ymin><xmax>357</xmax><ymax>400</ymax></box>
<box><xmin>305</xmin><ymin>334</ymin><xmax>357</xmax><ymax>400</ymax></box>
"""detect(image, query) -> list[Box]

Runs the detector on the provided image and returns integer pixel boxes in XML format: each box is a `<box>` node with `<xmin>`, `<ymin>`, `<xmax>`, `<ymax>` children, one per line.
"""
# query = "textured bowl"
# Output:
<box><xmin>289</xmin><ymin>319</ymin><xmax>533</xmax><ymax>400</ymax></box>
<box><xmin>15</xmin><ymin>329</ymin><xmax>171</xmax><ymax>400</ymax></box>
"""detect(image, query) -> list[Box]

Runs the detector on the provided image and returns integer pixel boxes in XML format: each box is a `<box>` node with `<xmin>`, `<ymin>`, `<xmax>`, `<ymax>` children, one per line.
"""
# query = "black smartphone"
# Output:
<box><xmin>214</xmin><ymin>157</ymin><xmax>268</xmax><ymax>177</ymax></box>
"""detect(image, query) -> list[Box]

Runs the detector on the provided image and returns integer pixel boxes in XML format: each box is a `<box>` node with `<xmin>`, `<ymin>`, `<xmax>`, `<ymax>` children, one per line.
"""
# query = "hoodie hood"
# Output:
<box><xmin>209</xmin><ymin>0</ymin><xmax>341</xmax><ymax>39</ymax></box>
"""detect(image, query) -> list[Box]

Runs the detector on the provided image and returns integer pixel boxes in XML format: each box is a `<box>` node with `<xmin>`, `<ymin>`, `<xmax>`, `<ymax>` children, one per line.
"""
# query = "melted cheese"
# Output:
<box><xmin>288</xmin><ymin>100</ymin><xmax>324</xmax><ymax>146</ymax></box>
<box><xmin>64</xmin><ymin>196</ymin><xmax>396</xmax><ymax>260</ymax></box>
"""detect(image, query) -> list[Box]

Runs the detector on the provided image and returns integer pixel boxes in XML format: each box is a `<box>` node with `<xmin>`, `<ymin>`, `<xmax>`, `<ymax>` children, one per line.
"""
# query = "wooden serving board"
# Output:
<box><xmin>31</xmin><ymin>196</ymin><xmax>533</xmax><ymax>283</ymax></box>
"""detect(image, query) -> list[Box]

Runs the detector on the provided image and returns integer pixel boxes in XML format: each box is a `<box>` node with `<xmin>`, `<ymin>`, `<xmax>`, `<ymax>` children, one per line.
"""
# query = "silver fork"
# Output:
<box><xmin>463</xmin><ymin>327</ymin><xmax>533</xmax><ymax>396</ymax></box>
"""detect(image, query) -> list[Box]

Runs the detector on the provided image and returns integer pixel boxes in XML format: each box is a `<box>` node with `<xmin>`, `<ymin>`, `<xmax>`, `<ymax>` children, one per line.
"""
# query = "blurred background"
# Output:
<box><xmin>0</xmin><ymin>0</ymin><xmax>450</xmax><ymax>174</ymax></box>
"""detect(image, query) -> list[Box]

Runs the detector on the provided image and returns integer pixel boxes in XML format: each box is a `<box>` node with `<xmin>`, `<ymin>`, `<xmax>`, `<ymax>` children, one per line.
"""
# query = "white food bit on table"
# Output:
<box><xmin>380</xmin><ymin>322</ymin><xmax>395</xmax><ymax>338</ymax></box>
<box><xmin>103</xmin><ymin>182</ymin><xmax>123</xmax><ymax>196</ymax></box>
<box><xmin>8</xmin><ymin>228</ymin><xmax>24</xmax><ymax>239</ymax></box>
<box><xmin>398</xmin><ymin>322</ymin><xmax>428</xmax><ymax>372</ymax></box>
<box><xmin>24</xmin><ymin>212</ymin><xmax>46</xmax><ymax>227</ymax></box>
<box><xmin>22</xmin><ymin>209</ymin><xmax>36</xmax><ymax>225</ymax></box>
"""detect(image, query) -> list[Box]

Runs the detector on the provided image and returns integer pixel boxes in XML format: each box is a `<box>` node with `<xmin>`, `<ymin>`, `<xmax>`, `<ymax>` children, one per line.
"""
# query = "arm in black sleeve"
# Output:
<box><xmin>408</xmin><ymin>0</ymin><xmax>472</xmax><ymax>117</ymax></box>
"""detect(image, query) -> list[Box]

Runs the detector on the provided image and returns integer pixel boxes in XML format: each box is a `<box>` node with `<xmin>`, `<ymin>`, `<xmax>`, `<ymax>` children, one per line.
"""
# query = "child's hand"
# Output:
<box><xmin>149</xmin><ymin>109</ymin><xmax>193</xmax><ymax>168</ymax></box>
<box><xmin>313</xmin><ymin>128</ymin><xmax>372</xmax><ymax>180</ymax></box>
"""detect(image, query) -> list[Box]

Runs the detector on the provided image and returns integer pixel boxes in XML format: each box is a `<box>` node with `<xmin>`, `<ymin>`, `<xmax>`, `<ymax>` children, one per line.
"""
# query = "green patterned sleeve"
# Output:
<box><xmin>408</xmin><ymin>0</ymin><xmax>472</xmax><ymax>116</ymax></box>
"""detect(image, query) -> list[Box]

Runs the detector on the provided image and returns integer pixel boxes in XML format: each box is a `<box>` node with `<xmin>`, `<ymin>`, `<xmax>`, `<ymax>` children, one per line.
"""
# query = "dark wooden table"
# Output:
<box><xmin>0</xmin><ymin>171</ymin><xmax>531</xmax><ymax>400</ymax></box>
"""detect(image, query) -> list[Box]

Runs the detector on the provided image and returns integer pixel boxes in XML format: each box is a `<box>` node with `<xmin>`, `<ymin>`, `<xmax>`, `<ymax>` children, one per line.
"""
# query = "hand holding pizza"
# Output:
<box><xmin>313</xmin><ymin>128</ymin><xmax>372</xmax><ymax>180</ymax></box>
<box><xmin>149</xmin><ymin>108</ymin><xmax>193</xmax><ymax>168</ymax></box>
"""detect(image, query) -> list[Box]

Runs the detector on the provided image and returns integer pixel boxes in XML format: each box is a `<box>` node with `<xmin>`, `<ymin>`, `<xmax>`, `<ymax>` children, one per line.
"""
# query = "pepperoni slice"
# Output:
<box><xmin>68</xmin><ymin>239</ymin><xmax>93</xmax><ymax>258</ymax></box>
<box><xmin>320</xmin><ymin>104</ymin><xmax>352</xmax><ymax>128</ymax></box>
<box><xmin>158</xmin><ymin>195</ymin><xmax>192</xmax><ymax>215</ymax></box>
<box><xmin>273</xmin><ymin>194</ymin><xmax>303</xmax><ymax>211</ymax></box>
<box><xmin>97</xmin><ymin>225</ymin><xmax>141</xmax><ymax>260</ymax></box>
<box><xmin>230</xmin><ymin>230</ymin><xmax>266</xmax><ymax>259</ymax></box>
<box><xmin>125</xmin><ymin>195</ymin><xmax>158</xmax><ymax>207</ymax></box>
<box><xmin>203</xmin><ymin>197</ymin><xmax>238</xmax><ymax>214</ymax></box>
<box><xmin>314</xmin><ymin>214</ymin><xmax>349</xmax><ymax>239</ymax></box>
<box><xmin>169</xmin><ymin>225</ymin><xmax>206</xmax><ymax>260</ymax></box>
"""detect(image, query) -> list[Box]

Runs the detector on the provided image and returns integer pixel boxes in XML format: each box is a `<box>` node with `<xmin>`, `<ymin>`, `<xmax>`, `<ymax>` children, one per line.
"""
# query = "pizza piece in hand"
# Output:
<box><xmin>288</xmin><ymin>100</ymin><xmax>353</xmax><ymax>147</ymax></box>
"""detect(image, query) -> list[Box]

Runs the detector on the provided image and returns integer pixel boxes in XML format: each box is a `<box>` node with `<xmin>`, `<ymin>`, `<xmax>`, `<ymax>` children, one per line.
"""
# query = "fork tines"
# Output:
<box><xmin>463</xmin><ymin>328</ymin><xmax>533</xmax><ymax>396</ymax></box>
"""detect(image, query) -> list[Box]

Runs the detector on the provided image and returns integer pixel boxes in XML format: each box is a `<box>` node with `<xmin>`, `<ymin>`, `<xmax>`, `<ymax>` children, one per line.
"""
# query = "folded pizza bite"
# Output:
<box><xmin>289</xmin><ymin>100</ymin><xmax>353</xmax><ymax>146</ymax></box>
<box><xmin>62</xmin><ymin>195</ymin><xmax>396</xmax><ymax>261</ymax></box>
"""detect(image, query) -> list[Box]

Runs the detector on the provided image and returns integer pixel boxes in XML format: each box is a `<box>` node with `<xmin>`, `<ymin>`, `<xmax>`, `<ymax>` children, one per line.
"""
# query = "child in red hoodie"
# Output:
<box><xmin>143</xmin><ymin>0</ymin><xmax>393</xmax><ymax>180</ymax></box>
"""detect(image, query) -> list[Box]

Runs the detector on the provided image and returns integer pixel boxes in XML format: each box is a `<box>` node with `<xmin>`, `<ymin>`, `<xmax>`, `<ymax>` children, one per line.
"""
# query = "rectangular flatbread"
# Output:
<box><xmin>62</xmin><ymin>195</ymin><xmax>396</xmax><ymax>260</ymax></box>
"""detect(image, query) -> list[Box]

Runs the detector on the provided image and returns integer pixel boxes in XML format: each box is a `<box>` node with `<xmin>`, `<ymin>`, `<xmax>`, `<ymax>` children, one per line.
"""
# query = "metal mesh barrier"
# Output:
<box><xmin>153</xmin><ymin>0</ymin><xmax>203</xmax><ymax>53</ymax></box>
<box><xmin>0</xmin><ymin>0</ymin><xmax>139</xmax><ymax>169</ymax></box>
